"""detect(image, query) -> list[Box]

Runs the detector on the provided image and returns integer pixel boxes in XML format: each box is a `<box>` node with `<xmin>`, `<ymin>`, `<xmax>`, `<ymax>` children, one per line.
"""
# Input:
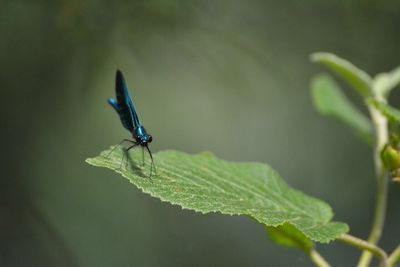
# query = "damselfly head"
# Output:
<box><xmin>133</xmin><ymin>126</ymin><xmax>153</xmax><ymax>146</ymax></box>
<box><xmin>138</xmin><ymin>134</ymin><xmax>152</xmax><ymax>146</ymax></box>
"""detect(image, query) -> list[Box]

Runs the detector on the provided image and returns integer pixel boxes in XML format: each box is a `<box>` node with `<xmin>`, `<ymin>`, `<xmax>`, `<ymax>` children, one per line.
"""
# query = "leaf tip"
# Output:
<box><xmin>85</xmin><ymin>157</ymin><xmax>100</xmax><ymax>167</ymax></box>
<box><xmin>310</xmin><ymin>52</ymin><xmax>332</xmax><ymax>63</ymax></box>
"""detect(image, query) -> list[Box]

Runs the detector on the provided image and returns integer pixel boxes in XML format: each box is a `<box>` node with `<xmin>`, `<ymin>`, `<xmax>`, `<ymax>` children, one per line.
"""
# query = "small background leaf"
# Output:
<box><xmin>266</xmin><ymin>223</ymin><xmax>314</xmax><ymax>252</ymax></box>
<box><xmin>311</xmin><ymin>52</ymin><xmax>372</xmax><ymax>97</ymax></box>
<box><xmin>311</xmin><ymin>73</ymin><xmax>373</xmax><ymax>144</ymax></box>
<box><xmin>86</xmin><ymin>148</ymin><xmax>349</xmax><ymax>243</ymax></box>
<box><xmin>368</xmin><ymin>99</ymin><xmax>400</xmax><ymax>123</ymax></box>
<box><xmin>373</xmin><ymin>66</ymin><xmax>400</xmax><ymax>97</ymax></box>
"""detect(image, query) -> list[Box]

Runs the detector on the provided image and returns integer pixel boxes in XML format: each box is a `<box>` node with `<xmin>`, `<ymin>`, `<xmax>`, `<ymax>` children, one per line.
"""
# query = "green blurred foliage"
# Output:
<box><xmin>1</xmin><ymin>0</ymin><xmax>400</xmax><ymax>266</ymax></box>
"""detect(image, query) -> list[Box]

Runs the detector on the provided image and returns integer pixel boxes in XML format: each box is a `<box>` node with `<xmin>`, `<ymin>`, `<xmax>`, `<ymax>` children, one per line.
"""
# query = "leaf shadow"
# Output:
<box><xmin>125</xmin><ymin>150</ymin><xmax>147</xmax><ymax>179</ymax></box>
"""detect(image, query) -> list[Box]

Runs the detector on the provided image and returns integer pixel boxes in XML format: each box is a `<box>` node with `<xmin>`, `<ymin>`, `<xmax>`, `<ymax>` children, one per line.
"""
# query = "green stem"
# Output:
<box><xmin>357</xmin><ymin>102</ymin><xmax>389</xmax><ymax>267</ymax></box>
<box><xmin>388</xmin><ymin>245</ymin><xmax>400</xmax><ymax>266</ymax></box>
<box><xmin>309</xmin><ymin>249</ymin><xmax>331</xmax><ymax>267</ymax></box>
<box><xmin>338</xmin><ymin>234</ymin><xmax>388</xmax><ymax>266</ymax></box>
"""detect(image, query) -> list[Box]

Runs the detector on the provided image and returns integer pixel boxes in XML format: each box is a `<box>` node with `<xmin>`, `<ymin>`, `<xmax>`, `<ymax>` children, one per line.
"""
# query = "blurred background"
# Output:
<box><xmin>1</xmin><ymin>0</ymin><xmax>400</xmax><ymax>266</ymax></box>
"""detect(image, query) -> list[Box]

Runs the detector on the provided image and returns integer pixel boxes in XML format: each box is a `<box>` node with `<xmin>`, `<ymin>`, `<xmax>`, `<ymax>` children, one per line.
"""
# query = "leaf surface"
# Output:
<box><xmin>86</xmin><ymin>149</ymin><xmax>349</xmax><ymax>243</ymax></box>
<box><xmin>266</xmin><ymin>223</ymin><xmax>314</xmax><ymax>251</ymax></box>
<box><xmin>311</xmin><ymin>73</ymin><xmax>373</xmax><ymax>144</ymax></box>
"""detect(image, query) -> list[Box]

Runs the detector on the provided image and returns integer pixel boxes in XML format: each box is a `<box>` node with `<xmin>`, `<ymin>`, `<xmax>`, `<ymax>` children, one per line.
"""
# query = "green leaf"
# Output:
<box><xmin>368</xmin><ymin>99</ymin><xmax>400</xmax><ymax>123</ymax></box>
<box><xmin>311</xmin><ymin>73</ymin><xmax>373</xmax><ymax>144</ymax></box>
<box><xmin>311</xmin><ymin>52</ymin><xmax>372</xmax><ymax>97</ymax></box>
<box><xmin>86</xmin><ymin>148</ymin><xmax>349</xmax><ymax>243</ymax></box>
<box><xmin>266</xmin><ymin>223</ymin><xmax>314</xmax><ymax>252</ymax></box>
<box><xmin>373</xmin><ymin>66</ymin><xmax>400</xmax><ymax>97</ymax></box>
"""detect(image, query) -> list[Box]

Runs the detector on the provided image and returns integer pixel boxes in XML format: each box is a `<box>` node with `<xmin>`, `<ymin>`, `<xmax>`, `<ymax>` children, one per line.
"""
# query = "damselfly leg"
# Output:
<box><xmin>146</xmin><ymin>146</ymin><xmax>156</xmax><ymax>178</ymax></box>
<box><xmin>105</xmin><ymin>139</ymin><xmax>135</xmax><ymax>159</ymax></box>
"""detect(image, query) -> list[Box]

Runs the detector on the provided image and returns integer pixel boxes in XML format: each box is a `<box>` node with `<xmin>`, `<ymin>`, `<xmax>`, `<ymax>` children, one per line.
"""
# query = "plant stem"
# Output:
<box><xmin>338</xmin><ymin>234</ymin><xmax>388</xmax><ymax>266</ymax></box>
<box><xmin>357</xmin><ymin>103</ymin><xmax>389</xmax><ymax>267</ymax></box>
<box><xmin>309</xmin><ymin>249</ymin><xmax>331</xmax><ymax>267</ymax></box>
<box><xmin>388</xmin><ymin>245</ymin><xmax>400</xmax><ymax>266</ymax></box>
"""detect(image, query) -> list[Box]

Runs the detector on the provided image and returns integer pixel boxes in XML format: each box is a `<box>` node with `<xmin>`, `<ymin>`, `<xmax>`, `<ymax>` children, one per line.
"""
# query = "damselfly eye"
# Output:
<box><xmin>148</xmin><ymin>135</ymin><xmax>153</xmax><ymax>143</ymax></box>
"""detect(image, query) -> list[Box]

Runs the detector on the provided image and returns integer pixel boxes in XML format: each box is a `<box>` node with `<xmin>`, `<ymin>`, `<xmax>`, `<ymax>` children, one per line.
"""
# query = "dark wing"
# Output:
<box><xmin>115</xmin><ymin>70</ymin><xmax>141</xmax><ymax>128</ymax></box>
<box><xmin>107</xmin><ymin>70</ymin><xmax>141</xmax><ymax>132</ymax></box>
<box><xmin>107</xmin><ymin>98</ymin><xmax>134</xmax><ymax>132</ymax></box>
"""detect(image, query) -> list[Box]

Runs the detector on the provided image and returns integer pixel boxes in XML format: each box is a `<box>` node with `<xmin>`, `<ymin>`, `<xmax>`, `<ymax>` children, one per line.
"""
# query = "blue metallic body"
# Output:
<box><xmin>108</xmin><ymin>70</ymin><xmax>153</xmax><ymax>146</ymax></box>
<box><xmin>108</xmin><ymin>70</ymin><xmax>154</xmax><ymax>176</ymax></box>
